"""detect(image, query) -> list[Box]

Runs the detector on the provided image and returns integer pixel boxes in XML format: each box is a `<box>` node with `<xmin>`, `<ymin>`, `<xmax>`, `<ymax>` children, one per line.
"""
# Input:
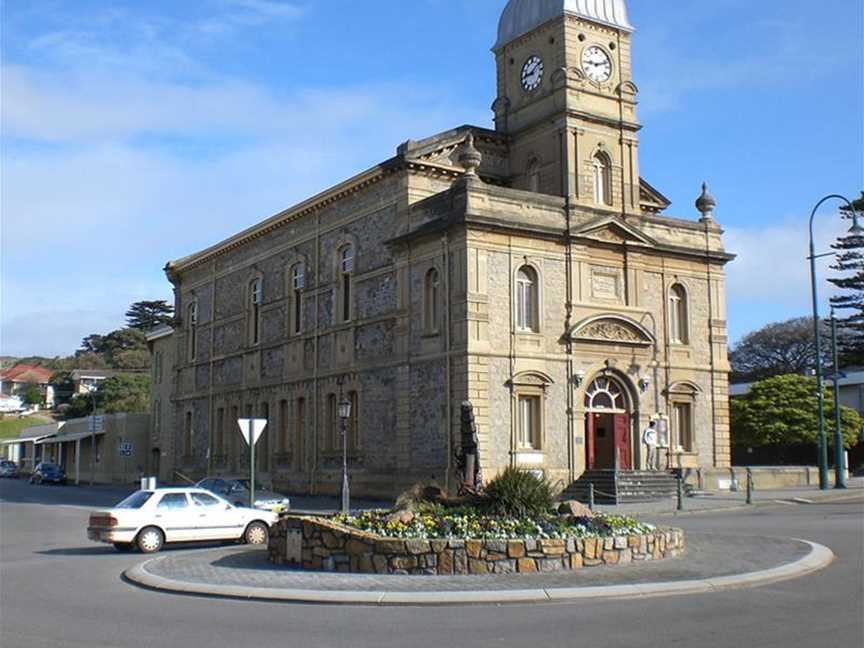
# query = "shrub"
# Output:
<box><xmin>482</xmin><ymin>467</ymin><xmax>555</xmax><ymax>518</ymax></box>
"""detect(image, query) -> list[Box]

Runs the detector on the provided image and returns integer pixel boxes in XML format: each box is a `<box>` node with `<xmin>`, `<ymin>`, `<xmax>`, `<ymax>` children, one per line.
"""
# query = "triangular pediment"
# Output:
<box><xmin>574</xmin><ymin>217</ymin><xmax>657</xmax><ymax>247</ymax></box>
<box><xmin>640</xmin><ymin>178</ymin><xmax>671</xmax><ymax>214</ymax></box>
<box><xmin>569</xmin><ymin>315</ymin><xmax>655</xmax><ymax>347</ymax></box>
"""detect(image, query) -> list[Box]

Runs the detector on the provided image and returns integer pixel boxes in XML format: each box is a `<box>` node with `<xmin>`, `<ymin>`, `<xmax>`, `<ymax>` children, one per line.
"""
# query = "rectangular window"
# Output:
<box><xmin>518</xmin><ymin>395</ymin><xmax>541</xmax><ymax>450</ymax></box>
<box><xmin>279</xmin><ymin>399</ymin><xmax>289</xmax><ymax>454</ymax></box>
<box><xmin>215</xmin><ymin>408</ymin><xmax>225</xmax><ymax>456</ymax></box>
<box><xmin>230</xmin><ymin>406</ymin><xmax>239</xmax><ymax>461</ymax></box>
<box><xmin>295</xmin><ymin>397</ymin><xmax>306</xmax><ymax>470</ymax></box>
<box><xmin>341</xmin><ymin>280</ymin><xmax>351</xmax><ymax>323</ymax></box>
<box><xmin>293</xmin><ymin>292</ymin><xmax>303</xmax><ymax>335</ymax></box>
<box><xmin>673</xmin><ymin>402</ymin><xmax>693</xmax><ymax>451</ymax></box>
<box><xmin>327</xmin><ymin>394</ymin><xmax>338</xmax><ymax>451</ymax></box>
<box><xmin>348</xmin><ymin>391</ymin><xmax>360</xmax><ymax>451</ymax></box>
<box><xmin>184</xmin><ymin>412</ymin><xmax>193</xmax><ymax>458</ymax></box>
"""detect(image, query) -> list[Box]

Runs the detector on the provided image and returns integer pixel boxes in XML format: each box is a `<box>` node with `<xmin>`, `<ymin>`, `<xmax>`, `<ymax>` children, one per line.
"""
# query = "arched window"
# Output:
<box><xmin>669</xmin><ymin>284</ymin><xmax>689</xmax><ymax>344</ymax></box>
<box><xmin>187</xmin><ymin>302</ymin><xmax>198</xmax><ymax>362</ymax></box>
<box><xmin>592</xmin><ymin>152</ymin><xmax>612</xmax><ymax>206</ymax></box>
<box><xmin>338</xmin><ymin>246</ymin><xmax>354</xmax><ymax>323</ymax></box>
<box><xmin>526</xmin><ymin>159</ymin><xmax>541</xmax><ymax>193</ymax></box>
<box><xmin>584</xmin><ymin>376</ymin><xmax>627</xmax><ymax>412</ymax></box>
<box><xmin>249</xmin><ymin>278</ymin><xmax>263</xmax><ymax>345</ymax></box>
<box><xmin>424</xmin><ymin>268</ymin><xmax>441</xmax><ymax>334</ymax></box>
<box><xmin>516</xmin><ymin>266</ymin><xmax>539</xmax><ymax>332</ymax></box>
<box><xmin>291</xmin><ymin>263</ymin><xmax>305</xmax><ymax>335</ymax></box>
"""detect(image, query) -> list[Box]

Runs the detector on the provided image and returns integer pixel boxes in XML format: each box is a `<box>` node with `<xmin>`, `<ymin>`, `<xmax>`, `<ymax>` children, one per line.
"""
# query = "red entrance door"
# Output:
<box><xmin>613</xmin><ymin>414</ymin><xmax>632</xmax><ymax>470</ymax></box>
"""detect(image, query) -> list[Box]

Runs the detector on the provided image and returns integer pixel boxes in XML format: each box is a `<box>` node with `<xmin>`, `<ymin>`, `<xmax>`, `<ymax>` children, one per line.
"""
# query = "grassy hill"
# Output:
<box><xmin>0</xmin><ymin>415</ymin><xmax>54</xmax><ymax>441</ymax></box>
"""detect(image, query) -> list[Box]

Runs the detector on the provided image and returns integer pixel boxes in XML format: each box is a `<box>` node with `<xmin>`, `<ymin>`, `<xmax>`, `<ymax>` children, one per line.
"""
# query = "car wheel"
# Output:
<box><xmin>113</xmin><ymin>543</ymin><xmax>134</xmax><ymax>552</ymax></box>
<box><xmin>244</xmin><ymin>521</ymin><xmax>269</xmax><ymax>546</ymax></box>
<box><xmin>136</xmin><ymin>527</ymin><xmax>164</xmax><ymax>554</ymax></box>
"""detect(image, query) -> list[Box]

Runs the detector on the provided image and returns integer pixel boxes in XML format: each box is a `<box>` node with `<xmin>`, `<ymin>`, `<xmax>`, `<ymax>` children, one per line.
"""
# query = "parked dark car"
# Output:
<box><xmin>0</xmin><ymin>460</ymin><xmax>17</xmax><ymax>478</ymax></box>
<box><xmin>196</xmin><ymin>477</ymin><xmax>290</xmax><ymax>512</ymax></box>
<box><xmin>30</xmin><ymin>462</ymin><xmax>67</xmax><ymax>485</ymax></box>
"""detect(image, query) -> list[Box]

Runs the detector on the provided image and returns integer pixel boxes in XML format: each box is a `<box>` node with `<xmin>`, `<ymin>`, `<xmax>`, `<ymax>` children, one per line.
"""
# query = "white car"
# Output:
<box><xmin>87</xmin><ymin>487</ymin><xmax>279</xmax><ymax>553</ymax></box>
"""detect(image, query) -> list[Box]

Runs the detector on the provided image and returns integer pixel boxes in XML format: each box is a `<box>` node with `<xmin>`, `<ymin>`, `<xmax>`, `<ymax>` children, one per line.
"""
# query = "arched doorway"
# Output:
<box><xmin>584</xmin><ymin>376</ymin><xmax>632</xmax><ymax>470</ymax></box>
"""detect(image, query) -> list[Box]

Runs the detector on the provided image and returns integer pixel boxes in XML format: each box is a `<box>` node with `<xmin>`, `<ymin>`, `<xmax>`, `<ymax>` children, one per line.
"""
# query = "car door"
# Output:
<box><xmin>154</xmin><ymin>492</ymin><xmax>196</xmax><ymax>542</ymax></box>
<box><xmin>191</xmin><ymin>492</ymin><xmax>245</xmax><ymax>540</ymax></box>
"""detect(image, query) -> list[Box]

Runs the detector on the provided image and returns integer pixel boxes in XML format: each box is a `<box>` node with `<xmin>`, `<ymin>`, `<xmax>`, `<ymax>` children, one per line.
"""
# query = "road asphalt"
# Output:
<box><xmin>1</xmin><ymin>478</ymin><xmax>862</xmax><ymax>648</ymax></box>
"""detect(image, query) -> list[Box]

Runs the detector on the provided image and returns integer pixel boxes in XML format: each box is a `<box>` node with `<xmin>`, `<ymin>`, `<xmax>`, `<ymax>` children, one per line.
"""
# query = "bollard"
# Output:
<box><xmin>588</xmin><ymin>483</ymin><xmax>595</xmax><ymax>511</ymax></box>
<box><xmin>676</xmin><ymin>472</ymin><xmax>684</xmax><ymax>511</ymax></box>
<box><xmin>746</xmin><ymin>468</ymin><xmax>754</xmax><ymax>505</ymax></box>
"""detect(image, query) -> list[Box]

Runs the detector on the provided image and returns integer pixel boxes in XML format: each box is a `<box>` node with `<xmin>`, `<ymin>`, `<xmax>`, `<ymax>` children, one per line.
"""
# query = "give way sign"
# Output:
<box><xmin>237</xmin><ymin>418</ymin><xmax>267</xmax><ymax>447</ymax></box>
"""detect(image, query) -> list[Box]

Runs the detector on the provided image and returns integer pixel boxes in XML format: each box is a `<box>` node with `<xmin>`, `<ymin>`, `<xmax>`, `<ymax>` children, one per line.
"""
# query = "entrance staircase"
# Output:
<box><xmin>561</xmin><ymin>470</ymin><xmax>679</xmax><ymax>505</ymax></box>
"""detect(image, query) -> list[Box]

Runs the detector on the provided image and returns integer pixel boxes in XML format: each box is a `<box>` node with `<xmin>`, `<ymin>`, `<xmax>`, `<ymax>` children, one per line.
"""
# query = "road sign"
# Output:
<box><xmin>89</xmin><ymin>416</ymin><xmax>104</xmax><ymax>433</ymax></box>
<box><xmin>237</xmin><ymin>418</ymin><xmax>267</xmax><ymax>447</ymax></box>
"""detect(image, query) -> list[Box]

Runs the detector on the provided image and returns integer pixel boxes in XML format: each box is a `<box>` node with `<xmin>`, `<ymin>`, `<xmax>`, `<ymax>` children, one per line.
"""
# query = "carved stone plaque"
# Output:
<box><xmin>592</xmin><ymin>270</ymin><xmax>621</xmax><ymax>301</ymax></box>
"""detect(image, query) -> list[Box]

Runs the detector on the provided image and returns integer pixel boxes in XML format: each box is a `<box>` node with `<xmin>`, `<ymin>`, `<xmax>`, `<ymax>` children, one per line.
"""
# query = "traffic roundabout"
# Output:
<box><xmin>123</xmin><ymin>532</ymin><xmax>834</xmax><ymax>606</ymax></box>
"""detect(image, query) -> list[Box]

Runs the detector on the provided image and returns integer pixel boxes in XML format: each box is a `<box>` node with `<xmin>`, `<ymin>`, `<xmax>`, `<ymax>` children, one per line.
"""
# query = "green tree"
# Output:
<box><xmin>125</xmin><ymin>300</ymin><xmax>174</xmax><ymax>331</ymax></box>
<box><xmin>731</xmin><ymin>374</ymin><xmax>860</xmax><ymax>449</ymax></box>
<box><xmin>828</xmin><ymin>193</ymin><xmax>864</xmax><ymax>365</ymax></box>
<box><xmin>20</xmin><ymin>383</ymin><xmax>43</xmax><ymax>406</ymax></box>
<box><xmin>62</xmin><ymin>374</ymin><xmax>151</xmax><ymax>419</ymax></box>
<box><xmin>97</xmin><ymin>375</ymin><xmax>151</xmax><ymax>413</ymax></box>
<box><xmin>729</xmin><ymin>317</ymin><xmax>829</xmax><ymax>383</ymax></box>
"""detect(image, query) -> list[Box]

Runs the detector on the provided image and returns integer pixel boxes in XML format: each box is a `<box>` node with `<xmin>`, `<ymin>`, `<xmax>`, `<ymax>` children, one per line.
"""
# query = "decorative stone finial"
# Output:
<box><xmin>458</xmin><ymin>132</ymin><xmax>483</xmax><ymax>178</ymax></box>
<box><xmin>695</xmin><ymin>182</ymin><xmax>717</xmax><ymax>222</ymax></box>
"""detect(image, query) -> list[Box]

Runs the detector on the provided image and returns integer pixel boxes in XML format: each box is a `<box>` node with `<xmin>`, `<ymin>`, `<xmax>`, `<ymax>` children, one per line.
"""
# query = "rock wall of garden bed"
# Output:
<box><xmin>268</xmin><ymin>517</ymin><xmax>686</xmax><ymax>576</ymax></box>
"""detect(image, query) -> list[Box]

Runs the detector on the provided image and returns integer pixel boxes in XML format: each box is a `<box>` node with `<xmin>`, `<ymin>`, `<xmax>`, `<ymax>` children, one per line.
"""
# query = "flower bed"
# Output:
<box><xmin>332</xmin><ymin>507</ymin><xmax>655</xmax><ymax>541</ymax></box>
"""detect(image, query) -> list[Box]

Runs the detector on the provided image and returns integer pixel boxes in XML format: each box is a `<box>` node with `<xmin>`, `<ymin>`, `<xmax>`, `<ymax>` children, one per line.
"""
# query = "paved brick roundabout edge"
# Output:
<box><xmin>122</xmin><ymin>538</ymin><xmax>834</xmax><ymax>606</ymax></box>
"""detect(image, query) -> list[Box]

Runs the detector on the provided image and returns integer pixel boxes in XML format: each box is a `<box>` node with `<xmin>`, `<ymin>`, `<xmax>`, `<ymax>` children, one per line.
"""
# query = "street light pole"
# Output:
<box><xmin>87</xmin><ymin>385</ymin><xmax>97</xmax><ymax>486</ymax></box>
<box><xmin>830</xmin><ymin>307</ymin><xmax>847</xmax><ymax>489</ymax></box>
<box><xmin>337</xmin><ymin>379</ymin><xmax>352</xmax><ymax>516</ymax></box>
<box><xmin>808</xmin><ymin>194</ymin><xmax>863</xmax><ymax>490</ymax></box>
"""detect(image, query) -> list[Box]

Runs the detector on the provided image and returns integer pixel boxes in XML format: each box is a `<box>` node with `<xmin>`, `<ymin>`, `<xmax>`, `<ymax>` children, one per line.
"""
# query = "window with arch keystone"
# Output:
<box><xmin>669</xmin><ymin>284</ymin><xmax>689</xmax><ymax>345</ymax></box>
<box><xmin>516</xmin><ymin>266</ymin><xmax>539</xmax><ymax>332</ymax></box>
<box><xmin>291</xmin><ymin>263</ymin><xmax>305</xmax><ymax>335</ymax></box>
<box><xmin>187</xmin><ymin>302</ymin><xmax>199</xmax><ymax>362</ymax></box>
<box><xmin>424</xmin><ymin>268</ymin><xmax>441</xmax><ymax>334</ymax></box>
<box><xmin>592</xmin><ymin>152</ymin><xmax>613</xmax><ymax>206</ymax></box>
<box><xmin>249</xmin><ymin>278</ymin><xmax>263</xmax><ymax>345</ymax></box>
<box><xmin>338</xmin><ymin>246</ymin><xmax>354</xmax><ymax>323</ymax></box>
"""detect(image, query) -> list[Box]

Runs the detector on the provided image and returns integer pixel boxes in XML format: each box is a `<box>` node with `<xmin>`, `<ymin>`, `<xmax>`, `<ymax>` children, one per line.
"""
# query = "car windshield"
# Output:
<box><xmin>115</xmin><ymin>491</ymin><xmax>154</xmax><ymax>509</ymax></box>
<box><xmin>41</xmin><ymin>464</ymin><xmax>59</xmax><ymax>471</ymax></box>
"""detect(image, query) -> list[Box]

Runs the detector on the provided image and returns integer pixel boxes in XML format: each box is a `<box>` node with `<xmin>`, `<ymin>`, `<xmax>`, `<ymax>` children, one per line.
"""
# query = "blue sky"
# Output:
<box><xmin>2</xmin><ymin>0</ymin><xmax>862</xmax><ymax>357</ymax></box>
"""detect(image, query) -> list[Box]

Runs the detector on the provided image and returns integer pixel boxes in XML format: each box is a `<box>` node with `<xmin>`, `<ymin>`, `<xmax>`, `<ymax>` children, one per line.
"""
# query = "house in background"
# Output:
<box><xmin>0</xmin><ymin>393</ymin><xmax>25</xmax><ymax>413</ymax></box>
<box><xmin>0</xmin><ymin>365</ymin><xmax>55</xmax><ymax>409</ymax></box>
<box><xmin>69</xmin><ymin>369</ymin><xmax>117</xmax><ymax>395</ymax></box>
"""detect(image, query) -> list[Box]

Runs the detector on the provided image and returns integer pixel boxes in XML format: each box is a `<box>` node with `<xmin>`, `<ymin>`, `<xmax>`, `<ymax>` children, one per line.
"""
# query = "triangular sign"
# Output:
<box><xmin>237</xmin><ymin>418</ymin><xmax>267</xmax><ymax>447</ymax></box>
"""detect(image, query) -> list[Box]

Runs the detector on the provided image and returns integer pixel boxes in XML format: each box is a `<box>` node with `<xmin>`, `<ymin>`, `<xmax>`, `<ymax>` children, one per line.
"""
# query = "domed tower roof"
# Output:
<box><xmin>494</xmin><ymin>0</ymin><xmax>633</xmax><ymax>51</ymax></box>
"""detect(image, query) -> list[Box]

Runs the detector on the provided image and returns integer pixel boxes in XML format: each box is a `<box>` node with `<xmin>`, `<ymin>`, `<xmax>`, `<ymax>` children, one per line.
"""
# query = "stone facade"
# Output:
<box><xmin>151</xmin><ymin>1</ymin><xmax>734</xmax><ymax>497</ymax></box>
<box><xmin>268</xmin><ymin>516</ymin><xmax>685</xmax><ymax>576</ymax></box>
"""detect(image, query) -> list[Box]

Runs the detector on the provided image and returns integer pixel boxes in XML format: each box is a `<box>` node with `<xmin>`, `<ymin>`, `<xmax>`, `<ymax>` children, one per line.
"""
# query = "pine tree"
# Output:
<box><xmin>829</xmin><ymin>193</ymin><xmax>864</xmax><ymax>366</ymax></box>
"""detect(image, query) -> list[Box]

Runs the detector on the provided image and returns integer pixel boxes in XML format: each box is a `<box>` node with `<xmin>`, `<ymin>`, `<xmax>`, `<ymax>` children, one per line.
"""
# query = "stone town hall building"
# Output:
<box><xmin>149</xmin><ymin>0</ymin><xmax>734</xmax><ymax>497</ymax></box>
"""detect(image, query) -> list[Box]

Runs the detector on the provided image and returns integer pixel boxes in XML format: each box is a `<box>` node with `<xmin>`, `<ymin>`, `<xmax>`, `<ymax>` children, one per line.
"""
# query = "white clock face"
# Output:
<box><xmin>521</xmin><ymin>55</ymin><xmax>544</xmax><ymax>92</ymax></box>
<box><xmin>582</xmin><ymin>46</ymin><xmax>612</xmax><ymax>83</ymax></box>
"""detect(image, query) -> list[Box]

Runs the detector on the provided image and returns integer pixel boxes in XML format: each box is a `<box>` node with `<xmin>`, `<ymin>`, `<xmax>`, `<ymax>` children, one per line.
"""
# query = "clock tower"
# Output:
<box><xmin>493</xmin><ymin>0</ymin><xmax>642</xmax><ymax>216</ymax></box>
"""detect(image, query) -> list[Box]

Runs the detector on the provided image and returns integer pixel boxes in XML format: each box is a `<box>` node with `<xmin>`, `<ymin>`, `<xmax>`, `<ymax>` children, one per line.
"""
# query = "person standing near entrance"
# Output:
<box><xmin>642</xmin><ymin>421</ymin><xmax>658</xmax><ymax>470</ymax></box>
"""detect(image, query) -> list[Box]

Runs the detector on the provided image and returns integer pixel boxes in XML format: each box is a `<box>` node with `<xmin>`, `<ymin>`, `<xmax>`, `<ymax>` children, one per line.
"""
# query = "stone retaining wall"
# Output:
<box><xmin>268</xmin><ymin>517</ymin><xmax>686</xmax><ymax>576</ymax></box>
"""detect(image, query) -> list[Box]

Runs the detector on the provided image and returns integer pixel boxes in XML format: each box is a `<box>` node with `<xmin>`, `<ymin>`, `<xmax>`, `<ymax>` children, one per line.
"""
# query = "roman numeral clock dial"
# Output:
<box><xmin>521</xmin><ymin>55</ymin><xmax>544</xmax><ymax>92</ymax></box>
<box><xmin>581</xmin><ymin>46</ymin><xmax>612</xmax><ymax>83</ymax></box>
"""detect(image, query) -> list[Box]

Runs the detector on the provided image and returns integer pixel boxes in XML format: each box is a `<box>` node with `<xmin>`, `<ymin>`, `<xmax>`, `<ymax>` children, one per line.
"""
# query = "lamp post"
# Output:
<box><xmin>86</xmin><ymin>383</ymin><xmax>98</xmax><ymax>486</ymax></box>
<box><xmin>337</xmin><ymin>383</ymin><xmax>352</xmax><ymax>516</ymax></box>
<box><xmin>829</xmin><ymin>307</ymin><xmax>847</xmax><ymax>489</ymax></box>
<box><xmin>808</xmin><ymin>194</ymin><xmax>863</xmax><ymax>490</ymax></box>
